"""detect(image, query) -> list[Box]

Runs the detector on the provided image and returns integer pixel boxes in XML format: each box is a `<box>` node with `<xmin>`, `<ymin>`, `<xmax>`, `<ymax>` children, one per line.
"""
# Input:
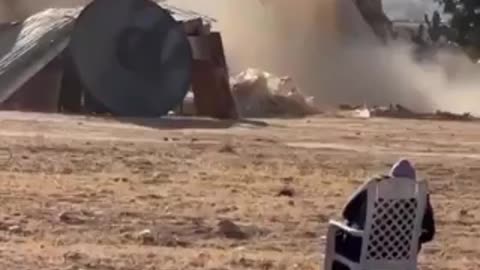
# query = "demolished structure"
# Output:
<box><xmin>230</xmin><ymin>69</ymin><xmax>318</xmax><ymax>117</ymax></box>
<box><xmin>0</xmin><ymin>0</ymin><xmax>238</xmax><ymax>119</ymax></box>
<box><xmin>0</xmin><ymin>0</ymin><xmax>470</xmax><ymax>120</ymax></box>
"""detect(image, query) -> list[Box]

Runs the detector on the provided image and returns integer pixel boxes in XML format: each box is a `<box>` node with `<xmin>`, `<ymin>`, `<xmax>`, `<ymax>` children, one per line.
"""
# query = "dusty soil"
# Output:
<box><xmin>0</xmin><ymin>111</ymin><xmax>477</xmax><ymax>270</ymax></box>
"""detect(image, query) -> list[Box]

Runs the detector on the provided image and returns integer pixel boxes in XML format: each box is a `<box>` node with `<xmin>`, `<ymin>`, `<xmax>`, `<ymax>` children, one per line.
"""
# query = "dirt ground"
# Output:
<box><xmin>0</xmin><ymin>111</ymin><xmax>477</xmax><ymax>270</ymax></box>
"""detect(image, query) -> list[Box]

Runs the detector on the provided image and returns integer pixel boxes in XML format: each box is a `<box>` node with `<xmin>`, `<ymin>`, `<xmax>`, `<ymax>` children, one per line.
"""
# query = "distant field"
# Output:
<box><xmin>0</xmin><ymin>112</ymin><xmax>477</xmax><ymax>270</ymax></box>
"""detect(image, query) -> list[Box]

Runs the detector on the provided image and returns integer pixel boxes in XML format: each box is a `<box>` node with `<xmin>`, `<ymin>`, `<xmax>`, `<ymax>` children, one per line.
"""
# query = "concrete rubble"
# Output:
<box><xmin>230</xmin><ymin>68</ymin><xmax>319</xmax><ymax>118</ymax></box>
<box><xmin>339</xmin><ymin>103</ymin><xmax>474</xmax><ymax>121</ymax></box>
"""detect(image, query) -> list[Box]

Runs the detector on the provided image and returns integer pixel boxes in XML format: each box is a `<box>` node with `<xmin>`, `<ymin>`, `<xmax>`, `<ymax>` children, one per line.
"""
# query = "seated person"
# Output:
<box><xmin>332</xmin><ymin>159</ymin><xmax>435</xmax><ymax>270</ymax></box>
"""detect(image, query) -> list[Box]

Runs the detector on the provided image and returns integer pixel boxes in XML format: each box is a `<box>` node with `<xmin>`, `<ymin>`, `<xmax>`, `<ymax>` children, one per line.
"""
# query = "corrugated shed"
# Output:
<box><xmin>0</xmin><ymin>2</ymin><xmax>212</xmax><ymax>105</ymax></box>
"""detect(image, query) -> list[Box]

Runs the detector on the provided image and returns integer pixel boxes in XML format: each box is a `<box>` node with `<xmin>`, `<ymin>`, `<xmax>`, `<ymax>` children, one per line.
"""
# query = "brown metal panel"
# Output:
<box><xmin>207</xmin><ymin>32</ymin><xmax>228</xmax><ymax>67</ymax></box>
<box><xmin>191</xmin><ymin>32</ymin><xmax>238</xmax><ymax>119</ymax></box>
<box><xmin>0</xmin><ymin>56</ymin><xmax>63</xmax><ymax>112</ymax></box>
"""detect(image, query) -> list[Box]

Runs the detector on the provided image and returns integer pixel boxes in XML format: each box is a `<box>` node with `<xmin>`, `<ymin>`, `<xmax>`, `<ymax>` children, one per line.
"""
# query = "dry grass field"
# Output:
<box><xmin>0</xmin><ymin>111</ymin><xmax>477</xmax><ymax>270</ymax></box>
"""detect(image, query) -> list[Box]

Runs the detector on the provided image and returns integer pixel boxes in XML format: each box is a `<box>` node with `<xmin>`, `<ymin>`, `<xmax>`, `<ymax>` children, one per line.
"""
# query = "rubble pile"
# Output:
<box><xmin>433</xmin><ymin>110</ymin><xmax>473</xmax><ymax>121</ymax></box>
<box><xmin>230</xmin><ymin>68</ymin><xmax>319</xmax><ymax>117</ymax></box>
<box><xmin>370</xmin><ymin>104</ymin><xmax>418</xmax><ymax>118</ymax></box>
<box><xmin>338</xmin><ymin>103</ymin><xmax>475</xmax><ymax>121</ymax></box>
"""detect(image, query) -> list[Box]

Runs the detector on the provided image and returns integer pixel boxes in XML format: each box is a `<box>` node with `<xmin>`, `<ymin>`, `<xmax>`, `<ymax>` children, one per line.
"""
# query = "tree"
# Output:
<box><xmin>434</xmin><ymin>0</ymin><xmax>480</xmax><ymax>57</ymax></box>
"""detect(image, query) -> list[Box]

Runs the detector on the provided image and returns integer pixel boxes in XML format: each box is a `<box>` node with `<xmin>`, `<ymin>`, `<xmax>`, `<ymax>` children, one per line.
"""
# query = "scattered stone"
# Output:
<box><xmin>219</xmin><ymin>143</ymin><xmax>236</xmax><ymax>154</ymax></box>
<box><xmin>217</xmin><ymin>219</ymin><xmax>248</xmax><ymax>240</ymax></box>
<box><xmin>189</xmin><ymin>252</ymin><xmax>211</xmax><ymax>268</ymax></box>
<box><xmin>7</xmin><ymin>225</ymin><xmax>22</xmax><ymax>234</ymax></box>
<box><xmin>63</xmin><ymin>251</ymin><xmax>88</xmax><ymax>262</ymax></box>
<box><xmin>62</xmin><ymin>168</ymin><xmax>73</xmax><ymax>174</ymax></box>
<box><xmin>136</xmin><ymin>229</ymin><xmax>156</xmax><ymax>245</ymax></box>
<box><xmin>277</xmin><ymin>186</ymin><xmax>295</xmax><ymax>197</ymax></box>
<box><xmin>232</xmin><ymin>257</ymin><xmax>256</xmax><ymax>268</ymax></box>
<box><xmin>58</xmin><ymin>211</ymin><xmax>87</xmax><ymax>225</ymax></box>
<box><xmin>158</xmin><ymin>234</ymin><xmax>190</xmax><ymax>247</ymax></box>
<box><xmin>434</xmin><ymin>110</ymin><xmax>473</xmax><ymax>121</ymax></box>
<box><xmin>113</xmin><ymin>177</ymin><xmax>129</xmax><ymax>183</ymax></box>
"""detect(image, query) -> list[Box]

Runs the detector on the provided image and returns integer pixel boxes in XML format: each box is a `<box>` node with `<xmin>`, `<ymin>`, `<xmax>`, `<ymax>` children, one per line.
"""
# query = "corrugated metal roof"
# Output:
<box><xmin>159</xmin><ymin>2</ymin><xmax>216</xmax><ymax>23</ymax></box>
<box><xmin>0</xmin><ymin>8</ymin><xmax>79</xmax><ymax>103</ymax></box>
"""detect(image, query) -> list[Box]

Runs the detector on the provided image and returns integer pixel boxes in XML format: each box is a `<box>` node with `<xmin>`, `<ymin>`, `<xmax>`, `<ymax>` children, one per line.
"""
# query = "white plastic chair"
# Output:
<box><xmin>323</xmin><ymin>177</ymin><xmax>428</xmax><ymax>270</ymax></box>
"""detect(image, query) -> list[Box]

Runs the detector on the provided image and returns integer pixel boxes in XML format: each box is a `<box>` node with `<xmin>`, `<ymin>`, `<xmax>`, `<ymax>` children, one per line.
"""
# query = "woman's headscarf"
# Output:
<box><xmin>389</xmin><ymin>159</ymin><xmax>416</xmax><ymax>180</ymax></box>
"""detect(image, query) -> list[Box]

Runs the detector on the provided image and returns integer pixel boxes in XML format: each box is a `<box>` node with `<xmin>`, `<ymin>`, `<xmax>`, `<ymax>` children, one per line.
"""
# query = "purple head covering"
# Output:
<box><xmin>389</xmin><ymin>159</ymin><xmax>416</xmax><ymax>180</ymax></box>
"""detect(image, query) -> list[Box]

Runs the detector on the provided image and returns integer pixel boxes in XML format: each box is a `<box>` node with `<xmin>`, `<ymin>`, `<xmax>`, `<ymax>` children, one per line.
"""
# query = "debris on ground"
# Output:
<box><xmin>136</xmin><ymin>229</ymin><xmax>156</xmax><ymax>245</ymax></box>
<box><xmin>277</xmin><ymin>186</ymin><xmax>295</xmax><ymax>197</ymax></box>
<box><xmin>338</xmin><ymin>104</ymin><xmax>362</xmax><ymax>110</ymax></box>
<box><xmin>58</xmin><ymin>211</ymin><xmax>89</xmax><ymax>225</ymax></box>
<box><xmin>217</xmin><ymin>219</ymin><xmax>248</xmax><ymax>240</ymax></box>
<box><xmin>157</xmin><ymin>234</ymin><xmax>190</xmax><ymax>247</ymax></box>
<box><xmin>353</xmin><ymin>106</ymin><xmax>371</xmax><ymax>119</ymax></box>
<box><xmin>230</xmin><ymin>68</ymin><xmax>320</xmax><ymax>117</ymax></box>
<box><xmin>433</xmin><ymin>110</ymin><xmax>473</xmax><ymax>121</ymax></box>
<box><xmin>7</xmin><ymin>225</ymin><xmax>22</xmax><ymax>234</ymax></box>
<box><xmin>218</xmin><ymin>142</ymin><xmax>237</xmax><ymax>154</ymax></box>
<box><xmin>368</xmin><ymin>104</ymin><xmax>417</xmax><ymax>118</ymax></box>
<box><xmin>339</xmin><ymin>103</ymin><xmax>476</xmax><ymax>121</ymax></box>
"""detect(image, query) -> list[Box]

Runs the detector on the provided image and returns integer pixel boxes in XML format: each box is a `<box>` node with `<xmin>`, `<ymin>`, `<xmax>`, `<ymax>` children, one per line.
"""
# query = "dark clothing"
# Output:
<box><xmin>342</xmin><ymin>176</ymin><xmax>436</xmax><ymax>251</ymax></box>
<box><xmin>332</xmin><ymin>176</ymin><xmax>435</xmax><ymax>269</ymax></box>
<box><xmin>334</xmin><ymin>231</ymin><xmax>363</xmax><ymax>262</ymax></box>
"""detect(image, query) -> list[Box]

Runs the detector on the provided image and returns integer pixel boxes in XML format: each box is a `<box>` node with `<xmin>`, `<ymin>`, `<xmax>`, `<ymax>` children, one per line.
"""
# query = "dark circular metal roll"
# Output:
<box><xmin>70</xmin><ymin>0</ymin><xmax>192</xmax><ymax>117</ymax></box>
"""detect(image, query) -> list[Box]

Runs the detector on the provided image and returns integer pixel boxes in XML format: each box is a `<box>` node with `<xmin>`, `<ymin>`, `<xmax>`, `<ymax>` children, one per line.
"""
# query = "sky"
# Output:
<box><xmin>383</xmin><ymin>0</ymin><xmax>440</xmax><ymax>20</ymax></box>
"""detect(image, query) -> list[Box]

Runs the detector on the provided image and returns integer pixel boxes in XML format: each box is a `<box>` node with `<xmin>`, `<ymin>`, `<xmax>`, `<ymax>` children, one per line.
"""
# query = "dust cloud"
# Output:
<box><xmin>170</xmin><ymin>0</ymin><xmax>480</xmax><ymax>115</ymax></box>
<box><xmin>1</xmin><ymin>0</ymin><xmax>479</xmax><ymax>114</ymax></box>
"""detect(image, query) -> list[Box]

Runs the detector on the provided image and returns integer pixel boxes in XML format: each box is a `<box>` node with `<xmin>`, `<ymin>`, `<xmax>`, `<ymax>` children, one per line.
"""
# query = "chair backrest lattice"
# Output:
<box><xmin>366</xmin><ymin>197</ymin><xmax>418</xmax><ymax>260</ymax></box>
<box><xmin>360</xmin><ymin>177</ymin><xmax>427</xmax><ymax>269</ymax></box>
